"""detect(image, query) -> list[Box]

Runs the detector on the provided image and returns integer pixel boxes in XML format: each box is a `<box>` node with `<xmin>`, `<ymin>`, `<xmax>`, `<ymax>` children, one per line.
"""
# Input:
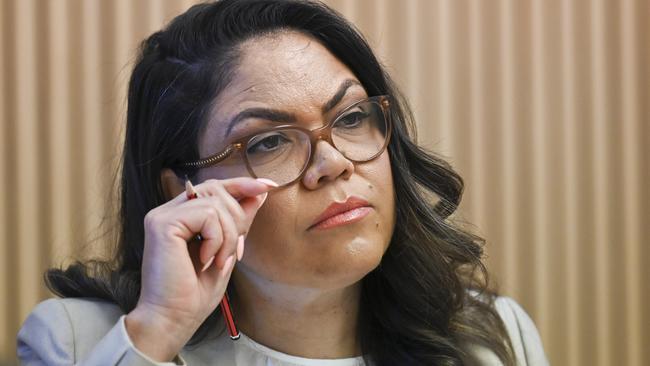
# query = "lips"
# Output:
<box><xmin>309</xmin><ymin>196</ymin><xmax>371</xmax><ymax>230</ymax></box>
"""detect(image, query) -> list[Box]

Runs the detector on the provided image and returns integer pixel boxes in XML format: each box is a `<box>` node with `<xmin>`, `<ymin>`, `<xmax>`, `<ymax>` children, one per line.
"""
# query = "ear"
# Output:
<box><xmin>160</xmin><ymin>168</ymin><xmax>186</xmax><ymax>201</ymax></box>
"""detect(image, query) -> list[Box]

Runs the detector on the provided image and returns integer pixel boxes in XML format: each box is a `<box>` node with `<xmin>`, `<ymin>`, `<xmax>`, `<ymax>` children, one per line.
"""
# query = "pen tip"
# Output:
<box><xmin>185</xmin><ymin>176</ymin><xmax>198</xmax><ymax>199</ymax></box>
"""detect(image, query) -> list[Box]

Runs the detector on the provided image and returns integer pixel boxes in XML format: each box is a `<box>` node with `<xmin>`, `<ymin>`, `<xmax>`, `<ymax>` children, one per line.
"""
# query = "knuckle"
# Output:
<box><xmin>213</xmin><ymin>184</ymin><xmax>232</xmax><ymax>201</ymax></box>
<box><xmin>203</xmin><ymin>205</ymin><xmax>221</xmax><ymax>221</ymax></box>
<box><xmin>160</xmin><ymin>227</ymin><xmax>179</xmax><ymax>240</ymax></box>
<box><xmin>143</xmin><ymin>210</ymin><xmax>160</xmax><ymax>229</ymax></box>
<box><xmin>195</xmin><ymin>179</ymin><xmax>223</xmax><ymax>197</ymax></box>
<box><xmin>204</xmin><ymin>186</ymin><xmax>220</xmax><ymax>197</ymax></box>
<box><xmin>203</xmin><ymin>227</ymin><xmax>222</xmax><ymax>247</ymax></box>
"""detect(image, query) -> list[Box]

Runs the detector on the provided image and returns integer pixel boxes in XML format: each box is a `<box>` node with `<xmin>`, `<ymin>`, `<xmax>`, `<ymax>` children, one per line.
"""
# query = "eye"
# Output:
<box><xmin>246</xmin><ymin>132</ymin><xmax>292</xmax><ymax>154</ymax></box>
<box><xmin>334</xmin><ymin>111</ymin><xmax>370</xmax><ymax>129</ymax></box>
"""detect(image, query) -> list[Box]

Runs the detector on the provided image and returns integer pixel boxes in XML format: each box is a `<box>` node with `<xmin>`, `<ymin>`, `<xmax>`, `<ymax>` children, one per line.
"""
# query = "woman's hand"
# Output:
<box><xmin>125</xmin><ymin>177</ymin><xmax>277</xmax><ymax>362</ymax></box>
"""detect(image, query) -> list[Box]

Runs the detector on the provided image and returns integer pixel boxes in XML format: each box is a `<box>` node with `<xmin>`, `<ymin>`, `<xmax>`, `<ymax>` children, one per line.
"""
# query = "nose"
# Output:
<box><xmin>302</xmin><ymin>139</ymin><xmax>354</xmax><ymax>190</ymax></box>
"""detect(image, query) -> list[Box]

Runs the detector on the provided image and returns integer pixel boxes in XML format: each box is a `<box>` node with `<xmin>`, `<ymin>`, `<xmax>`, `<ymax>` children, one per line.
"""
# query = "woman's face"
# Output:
<box><xmin>197</xmin><ymin>31</ymin><xmax>395</xmax><ymax>291</ymax></box>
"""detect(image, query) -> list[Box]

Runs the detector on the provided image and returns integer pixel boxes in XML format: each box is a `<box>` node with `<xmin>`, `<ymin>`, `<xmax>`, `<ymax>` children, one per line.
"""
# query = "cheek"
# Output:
<box><xmin>364</xmin><ymin>151</ymin><xmax>396</xmax><ymax>245</ymax></box>
<box><xmin>240</xmin><ymin>188</ymin><xmax>302</xmax><ymax>275</ymax></box>
<box><xmin>356</xmin><ymin>149</ymin><xmax>394</xmax><ymax>206</ymax></box>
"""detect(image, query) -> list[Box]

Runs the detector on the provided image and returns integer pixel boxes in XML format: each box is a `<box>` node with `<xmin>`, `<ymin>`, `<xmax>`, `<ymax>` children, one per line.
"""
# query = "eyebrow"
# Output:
<box><xmin>224</xmin><ymin>79</ymin><xmax>361</xmax><ymax>137</ymax></box>
<box><xmin>320</xmin><ymin>79</ymin><xmax>361</xmax><ymax>114</ymax></box>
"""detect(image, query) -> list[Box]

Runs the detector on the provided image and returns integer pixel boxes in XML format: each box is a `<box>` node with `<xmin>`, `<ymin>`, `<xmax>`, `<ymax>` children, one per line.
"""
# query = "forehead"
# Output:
<box><xmin>202</xmin><ymin>31</ymin><xmax>365</xmax><ymax>144</ymax></box>
<box><xmin>245</xmin><ymin>33</ymin><xmax>340</xmax><ymax>92</ymax></box>
<box><xmin>228</xmin><ymin>31</ymin><xmax>358</xmax><ymax>106</ymax></box>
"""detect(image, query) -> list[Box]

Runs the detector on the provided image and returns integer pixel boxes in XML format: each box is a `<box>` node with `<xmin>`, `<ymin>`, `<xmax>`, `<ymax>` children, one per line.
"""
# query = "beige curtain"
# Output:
<box><xmin>1</xmin><ymin>0</ymin><xmax>648</xmax><ymax>364</ymax></box>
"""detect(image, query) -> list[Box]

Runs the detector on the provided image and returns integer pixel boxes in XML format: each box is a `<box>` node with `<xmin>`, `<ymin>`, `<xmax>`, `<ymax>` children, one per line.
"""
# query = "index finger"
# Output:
<box><xmin>165</xmin><ymin>177</ymin><xmax>278</xmax><ymax>207</ymax></box>
<box><xmin>220</xmin><ymin>177</ymin><xmax>278</xmax><ymax>200</ymax></box>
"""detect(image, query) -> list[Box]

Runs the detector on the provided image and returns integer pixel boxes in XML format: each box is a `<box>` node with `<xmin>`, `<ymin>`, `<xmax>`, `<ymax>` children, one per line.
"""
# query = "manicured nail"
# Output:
<box><xmin>201</xmin><ymin>256</ymin><xmax>215</xmax><ymax>272</ymax></box>
<box><xmin>236</xmin><ymin>235</ymin><xmax>245</xmax><ymax>261</ymax></box>
<box><xmin>256</xmin><ymin>178</ymin><xmax>279</xmax><ymax>187</ymax></box>
<box><xmin>259</xmin><ymin>192</ymin><xmax>268</xmax><ymax>206</ymax></box>
<box><xmin>221</xmin><ymin>255</ymin><xmax>236</xmax><ymax>278</ymax></box>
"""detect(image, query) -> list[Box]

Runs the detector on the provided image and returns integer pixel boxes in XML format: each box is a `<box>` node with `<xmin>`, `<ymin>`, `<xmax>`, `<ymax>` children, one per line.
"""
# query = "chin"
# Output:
<box><xmin>303</xmin><ymin>236</ymin><xmax>387</xmax><ymax>290</ymax></box>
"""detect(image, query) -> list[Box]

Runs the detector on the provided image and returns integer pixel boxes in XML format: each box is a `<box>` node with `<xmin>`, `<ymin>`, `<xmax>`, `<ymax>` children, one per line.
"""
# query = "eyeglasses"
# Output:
<box><xmin>179</xmin><ymin>95</ymin><xmax>392</xmax><ymax>187</ymax></box>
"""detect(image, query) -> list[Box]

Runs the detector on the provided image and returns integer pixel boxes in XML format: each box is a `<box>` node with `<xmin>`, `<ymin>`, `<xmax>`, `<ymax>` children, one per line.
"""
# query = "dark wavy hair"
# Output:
<box><xmin>45</xmin><ymin>0</ymin><xmax>515</xmax><ymax>364</ymax></box>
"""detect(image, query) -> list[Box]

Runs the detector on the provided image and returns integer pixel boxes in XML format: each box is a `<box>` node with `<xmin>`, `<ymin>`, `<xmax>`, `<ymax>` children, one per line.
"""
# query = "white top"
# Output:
<box><xmin>234</xmin><ymin>331</ymin><xmax>365</xmax><ymax>366</ymax></box>
<box><xmin>17</xmin><ymin>296</ymin><xmax>549</xmax><ymax>365</ymax></box>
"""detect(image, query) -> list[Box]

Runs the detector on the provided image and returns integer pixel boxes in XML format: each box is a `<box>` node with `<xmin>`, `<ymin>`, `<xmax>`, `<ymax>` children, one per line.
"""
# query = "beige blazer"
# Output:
<box><xmin>17</xmin><ymin>296</ymin><xmax>549</xmax><ymax>365</ymax></box>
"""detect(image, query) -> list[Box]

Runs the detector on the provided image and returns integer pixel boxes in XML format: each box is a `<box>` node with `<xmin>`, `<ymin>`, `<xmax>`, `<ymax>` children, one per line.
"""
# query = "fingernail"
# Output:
<box><xmin>201</xmin><ymin>256</ymin><xmax>215</xmax><ymax>273</ymax></box>
<box><xmin>221</xmin><ymin>255</ymin><xmax>236</xmax><ymax>278</ymax></box>
<box><xmin>256</xmin><ymin>178</ymin><xmax>279</xmax><ymax>188</ymax></box>
<box><xmin>236</xmin><ymin>235</ymin><xmax>245</xmax><ymax>261</ymax></box>
<box><xmin>259</xmin><ymin>192</ymin><xmax>268</xmax><ymax>206</ymax></box>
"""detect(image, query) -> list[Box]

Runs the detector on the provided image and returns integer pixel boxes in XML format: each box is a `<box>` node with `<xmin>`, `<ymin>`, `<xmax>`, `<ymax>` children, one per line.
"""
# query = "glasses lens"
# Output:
<box><xmin>331</xmin><ymin>100</ymin><xmax>388</xmax><ymax>162</ymax></box>
<box><xmin>245</xmin><ymin>129</ymin><xmax>310</xmax><ymax>186</ymax></box>
<box><xmin>240</xmin><ymin>99</ymin><xmax>388</xmax><ymax>186</ymax></box>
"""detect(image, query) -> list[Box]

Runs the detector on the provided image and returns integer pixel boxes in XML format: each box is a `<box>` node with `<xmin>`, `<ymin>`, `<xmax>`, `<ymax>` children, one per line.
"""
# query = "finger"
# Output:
<box><xmin>215</xmin><ymin>210</ymin><xmax>240</xmax><ymax>269</ymax></box>
<box><xmin>187</xmin><ymin>239</ymin><xmax>206</xmax><ymax>273</ymax></box>
<box><xmin>228</xmin><ymin>193</ymin><xmax>267</xmax><ymax>263</ymax></box>
<box><xmin>238</xmin><ymin>192</ymin><xmax>268</xmax><ymax>228</ymax></box>
<box><xmin>162</xmin><ymin>198</ymin><xmax>225</xmax><ymax>246</ymax></box>
<box><xmin>216</xmin><ymin>177</ymin><xmax>278</xmax><ymax>200</ymax></box>
<box><xmin>195</xmin><ymin>215</ymin><xmax>224</xmax><ymax>270</ymax></box>
<box><xmin>161</xmin><ymin>177</ymin><xmax>277</xmax><ymax>208</ymax></box>
<box><xmin>199</xmin><ymin>253</ymin><xmax>237</xmax><ymax>305</ymax></box>
<box><xmin>195</xmin><ymin>179</ymin><xmax>272</xmax><ymax>235</ymax></box>
<box><xmin>200</xmin><ymin>203</ymin><xmax>238</xmax><ymax>268</ymax></box>
<box><xmin>178</xmin><ymin>187</ymin><xmax>245</xmax><ymax>227</ymax></box>
<box><xmin>162</xmin><ymin>186</ymin><xmax>199</xmax><ymax>207</ymax></box>
<box><xmin>213</xmin><ymin>184</ymin><xmax>248</xmax><ymax>235</ymax></box>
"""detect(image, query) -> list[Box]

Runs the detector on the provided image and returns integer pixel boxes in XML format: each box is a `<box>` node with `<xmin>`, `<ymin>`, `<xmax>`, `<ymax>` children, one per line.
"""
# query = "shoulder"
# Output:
<box><xmin>17</xmin><ymin>297</ymin><xmax>123</xmax><ymax>364</ymax></box>
<box><xmin>462</xmin><ymin>292</ymin><xmax>549</xmax><ymax>365</ymax></box>
<box><xmin>492</xmin><ymin>296</ymin><xmax>549</xmax><ymax>366</ymax></box>
<box><xmin>21</xmin><ymin>297</ymin><xmax>124</xmax><ymax>336</ymax></box>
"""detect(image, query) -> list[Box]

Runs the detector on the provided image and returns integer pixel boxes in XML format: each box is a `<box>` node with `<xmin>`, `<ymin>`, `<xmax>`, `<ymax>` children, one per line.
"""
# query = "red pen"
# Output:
<box><xmin>185</xmin><ymin>177</ymin><xmax>241</xmax><ymax>340</ymax></box>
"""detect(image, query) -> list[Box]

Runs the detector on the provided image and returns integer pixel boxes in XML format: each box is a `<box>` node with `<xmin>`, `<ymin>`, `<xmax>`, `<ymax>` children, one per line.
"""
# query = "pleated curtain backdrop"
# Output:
<box><xmin>1</xmin><ymin>0</ymin><xmax>648</xmax><ymax>365</ymax></box>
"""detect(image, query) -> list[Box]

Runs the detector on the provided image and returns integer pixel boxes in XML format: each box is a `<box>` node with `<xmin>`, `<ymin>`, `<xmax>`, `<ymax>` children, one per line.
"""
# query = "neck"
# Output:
<box><xmin>230</xmin><ymin>268</ymin><xmax>362</xmax><ymax>359</ymax></box>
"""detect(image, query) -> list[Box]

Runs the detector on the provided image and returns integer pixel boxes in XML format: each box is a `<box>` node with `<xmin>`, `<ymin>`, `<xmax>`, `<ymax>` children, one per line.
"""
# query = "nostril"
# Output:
<box><xmin>303</xmin><ymin>140</ymin><xmax>355</xmax><ymax>188</ymax></box>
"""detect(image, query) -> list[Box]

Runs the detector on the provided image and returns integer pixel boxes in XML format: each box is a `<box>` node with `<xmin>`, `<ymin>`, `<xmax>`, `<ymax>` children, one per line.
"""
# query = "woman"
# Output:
<box><xmin>17</xmin><ymin>0</ymin><xmax>548</xmax><ymax>365</ymax></box>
